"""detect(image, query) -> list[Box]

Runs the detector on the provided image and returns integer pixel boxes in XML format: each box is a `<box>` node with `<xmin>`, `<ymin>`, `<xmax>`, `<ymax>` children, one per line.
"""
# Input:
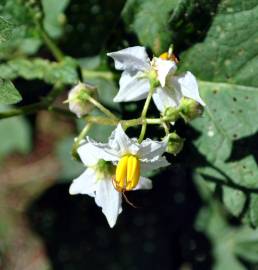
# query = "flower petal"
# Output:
<box><xmin>78</xmin><ymin>139</ymin><xmax>119</xmax><ymax>165</ymax></box>
<box><xmin>69</xmin><ymin>168</ymin><xmax>97</xmax><ymax>196</ymax></box>
<box><xmin>137</xmin><ymin>138</ymin><xmax>167</xmax><ymax>160</ymax></box>
<box><xmin>114</xmin><ymin>71</ymin><xmax>150</xmax><ymax>102</ymax></box>
<box><xmin>141</xmin><ymin>156</ymin><xmax>170</xmax><ymax>172</ymax></box>
<box><xmin>154</xmin><ymin>57</ymin><xmax>177</xmax><ymax>87</ymax></box>
<box><xmin>95</xmin><ymin>179</ymin><xmax>122</xmax><ymax>228</ymax></box>
<box><xmin>172</xmin><ymin>71</ymin><xmax>205</xmax><ymax>106</ymax></box>
<box><xmin>134</xmin><ymin>176</ymin><xmax>152</xmax><ymax>190</ymax></box>
<box><xmin>108</xmin><ymin>124</ymin><xmax>139</xmax><ymax>156</ymax></box>
<box><xmin>107</xmin><ymin>46</ymin><xmax>150</xmax><ymax>72</ymax></box>
<box><xmin>152</xmin><ymin>86</ymin><xmax>182</xmax><ymax>112</ymax></box>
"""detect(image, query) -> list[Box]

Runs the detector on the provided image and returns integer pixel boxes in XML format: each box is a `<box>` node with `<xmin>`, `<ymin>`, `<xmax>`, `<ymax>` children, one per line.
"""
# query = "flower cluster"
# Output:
<box><xmin>68</xmin><ymin>45</ymin><xmax>205</xmax><ymax>227</ymax></box>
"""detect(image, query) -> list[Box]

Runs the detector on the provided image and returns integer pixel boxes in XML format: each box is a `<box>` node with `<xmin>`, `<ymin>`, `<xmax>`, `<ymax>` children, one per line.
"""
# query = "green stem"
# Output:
<box><xmin>37</xmin><ymin>22</ymin><xmax>64</xmax><ymax>62</ymax></box>
<box><xmin>84</xmin><ymin>115</ymin><xmax>161</xmax><ymax>128</ymax></box>
<box><xmin>83</xmin><ymin>69</ymin><xmax>114</xmax><ymax>81</ymax></box>
<box><xmin>0</xmin><ymin>84</ymin><xmax>64</xmax><ymax>120</ymax></box>
<box><xmin>138</xmin><ymin>86</ymin><xmax>155</xmax><ymax>143</ymax></box>
<box><xmin>162</xmin><ymin>122</ymin><xmax>170</xmax><ymax>135</ymax></box>
<box><xmin>72</xmin><ymin>123</ymin><xmax>92</xmax><ymax>160</ymax></box>
<box><xmin>87</xmin><ymin>96</ymin><xmax>118</xmax><ymax>120</ymax></box>
<box><xmin>0</xmin><ymin>102</ymin><xmax>46</xmax><ymax>120</ymax></box>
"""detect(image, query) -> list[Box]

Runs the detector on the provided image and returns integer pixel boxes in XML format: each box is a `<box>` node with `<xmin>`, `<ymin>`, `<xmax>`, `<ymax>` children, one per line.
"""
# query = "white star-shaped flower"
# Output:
<box><xmin>69</xmin><ymin>124</ymin><xmax>169</xmax><ymax>228</ymax></box>
<box><xmin>107</xmin><ymin>46</ymin><xmax>205</xmax><ymax>113</ymax></box>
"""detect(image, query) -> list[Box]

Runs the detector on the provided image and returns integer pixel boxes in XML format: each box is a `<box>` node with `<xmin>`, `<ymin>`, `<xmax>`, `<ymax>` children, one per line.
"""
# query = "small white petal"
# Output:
<box><xmin>154</xmin><ymin>58</ymin><xmax>177</xmax><ymax>87</ymax></box>
<box><xmin>152</xmin><ymin>87</ymin><xmax>182</xmax><ymax>112</ymax></box>
<box><xmin>141</xmin><ymin>156</ymin><xmax>170</xmax><ymax>172</ymax></box>
<box><xmin>172</xmin><ymin>71</ymin><xmax>205</xmax><ymax>106</ymax></box>
<box><xmin>134</xmin><ymin>176</ymin><xmax>152</xmax><ymax>190</ymax></box>
<box><xmin>77</xmin><ymin>142</ymin><xmax>110</xmax><ymax>166</ymax></box>
<box><xmin>114</xmin><ymin>71</ymin><xmax>150</xmax><ymax>102</ymax></box>
<box><xmin>137</xmin><ymin>138</ymin><xmax>167</xmax><ymax>160</ymax></box>
<box><xmin>85</xmin><ymin>138</ymin><xmax>119</xmax><ymax>162</ymax></box>
<box><xmin>95</xmin><ymin>179</ymin><xmax>122</xmax><ymax>228</ymax></box>
<box><xmin>69</xmin><ymin>168</ymin><xmax>96</xmax><ymax>196</ymax></box>
<box><xmin>107</xmin><ymin>46</ymin><xmax>151</xmax><ymax>71</ymax></box>
<box><xmin>108</xmin><ymin>124</ymin><xmax>138</xmax><ymax>156</ymax></box>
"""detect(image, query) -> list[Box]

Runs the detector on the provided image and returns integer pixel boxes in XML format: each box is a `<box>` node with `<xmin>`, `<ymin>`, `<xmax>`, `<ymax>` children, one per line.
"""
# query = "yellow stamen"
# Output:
<box><xmin>159</xmin><ymin>52</ymin><xmax>169</xmax><ymax>60</ymax></box>
<box><xmin>159</xmin><ymin>52</ymin><xmax>179</xmax><ymax>63</ymax></box>
<box><xmin>114</xmin><ymin>155</ymin><xmax>140</xmax><ymax>191</ymax></box>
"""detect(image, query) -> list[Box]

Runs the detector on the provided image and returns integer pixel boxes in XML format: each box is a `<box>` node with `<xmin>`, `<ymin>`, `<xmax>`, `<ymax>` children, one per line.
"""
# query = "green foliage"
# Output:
<box><xmin>122</xmin><ymin>0</ymin><xmax>179</xmax><ymax>54</ymax></box>
<box><xmin>178</xmin><ymin>0</ymin><xmax>258</xmax><ymax>226</ymax></box>
<box><xmin>42</xmin><ymin>0</ymin><xmax>69</xmax><ymax>38</ymax></box>
<box><xmin>0</xmin><ymin>57</ymin><xmax>78</xmax><ymax>84</ymax></box>
<box><xmin>0</xmin><ymin>105</ymin><xmax>31</xmax><ymax>160</ymax></box>
<box><xmin>0</xmin><ymin>16</ymin><xmax>13</xmax><ymax>43</ymax></box>
<box><xmin>0</xmin><ymin>79</ymin><xmax>22</xmax><ymax>104</ymax></box>
<box><xmin>196</xmin><ymin>204</ymin><xmax>258</xmax><ymax>270</ymax></box>
<box><xmin>0</xmin><ymin>0</ymin><xmax>41</xmax><ymax>59</ymax></box>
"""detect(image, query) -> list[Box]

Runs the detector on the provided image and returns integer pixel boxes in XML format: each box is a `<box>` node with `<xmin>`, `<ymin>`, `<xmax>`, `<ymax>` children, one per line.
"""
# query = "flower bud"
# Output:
<box><xmin>68</xmin><ymin>82</ymin><xmax>97</xmax><ymax>117</ymax></box>
<box><xmin>179</xmin><ymin>97</ymin><xmax>203</xmax><ymax>122</ymax></box>
<box><xmin>163</xmin><ymin>106</ymin><xmax>180</xmax><ymax>122</ymax></box>
<box><xmin>166</xmin><ymin>132</ymin><xmax>184</xmax><ymax>155</ymax></box>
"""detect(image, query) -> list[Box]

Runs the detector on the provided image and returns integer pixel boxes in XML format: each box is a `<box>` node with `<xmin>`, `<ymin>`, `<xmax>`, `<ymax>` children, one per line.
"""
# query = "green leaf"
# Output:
<box><xmin>195</xmin><ymin>204</ymin><xmax>258</xmax><ymax>270</ymax></box>
<box><xmin>122</xmin><ymin>0</ymin><xmax>179</xmax><ymax>54</ymax></box>
<box><xmin>42</xmin><ymin>0</ymin><xmax>69</xmax><ymax>38</ymax></box>
<box><xmin>0</xmin><ymin>79</ymin><xmax>22</xmax><ymax>104</ymax></box>
<box><xmin>0</xmin><ymin>0</ymin><xmax>42</xmax><ymax>59</ymax></box>
<box><xmin>0</xmin><ymin>105</ymin><xmax>31</xmax><ymax>160</ymax></box>
<box><xmin>0</xmin><ymin>57</ymin><xmax>78</xmax><ymax>84</ymax></box>
<box><xmin>179</xmin><ymin>0</ymin><xmax>258</xmax><ymax>226</ymax></box>
<box><xmin>55</xmin><ymin>136</ymin><xmax>84</xmax><ymax>181</ymax></box>
<box><xmin>222</xmin><ymin>187</ymin><xmax>246</xmax><ymax>217</ymax></box>
<box><xmin>0</xmin><ymin>16</ymin><xmax>13</xmax><ymax>43</ymax></box>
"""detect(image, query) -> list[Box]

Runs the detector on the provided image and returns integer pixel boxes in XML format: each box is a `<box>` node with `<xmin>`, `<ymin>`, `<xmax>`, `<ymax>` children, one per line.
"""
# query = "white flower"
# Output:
<box><xmin>69</xmin><ymin>124</ymin><xmax>169</xmax><ymax>228</ymax></box>
<box><xmin>107</xmin><ymin>46</ymin><xmax>205</xmax><ymax>112</ymax></box>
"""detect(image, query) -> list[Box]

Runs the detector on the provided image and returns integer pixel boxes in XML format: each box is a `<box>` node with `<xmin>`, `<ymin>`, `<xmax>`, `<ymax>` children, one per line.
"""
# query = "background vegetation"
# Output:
<box><xmin>0</xmin><ymin>0</ymin><xmax>258</xmax><ymax>269</ymax></box>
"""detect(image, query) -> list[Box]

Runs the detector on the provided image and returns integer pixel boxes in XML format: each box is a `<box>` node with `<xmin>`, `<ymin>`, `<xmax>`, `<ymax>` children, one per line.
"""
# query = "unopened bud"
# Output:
<box><xmin>68</xmin><ymin>82</ymin><xmax>97</xmax><ymax>117</ymax></box>
<box><xmin>179</xmin><ymin>98</ymin><xmax>203</xmax><ymax>122</ymax></box>
<box><xmin>166</xmin><ymin>132</ymin><xmax>184</xmax><ymax>155</ymax></box>
<box><xmin>163</xmin><ymin>106</ymin><xmax>180</xmax><ymax>122</ymax></box>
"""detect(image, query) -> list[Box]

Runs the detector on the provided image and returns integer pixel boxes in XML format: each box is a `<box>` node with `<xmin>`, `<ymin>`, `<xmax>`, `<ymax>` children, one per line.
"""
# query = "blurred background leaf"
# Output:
<box><xmin>0</xmin><ymin>105</ymin><xmax>31</xmax><ymax>160</ymax></box>
<box><xmin>0</xmin><ymin>79</ymin><xmax>22</xmax><ymax>104</ymax></box>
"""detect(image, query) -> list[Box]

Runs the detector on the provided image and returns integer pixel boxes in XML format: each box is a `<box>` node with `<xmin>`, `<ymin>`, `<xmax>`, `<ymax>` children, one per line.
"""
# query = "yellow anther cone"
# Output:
<box><xmin>115</xmin><ymin>155</ymin><xmax>140</xmax><ymax>191</ymax></box>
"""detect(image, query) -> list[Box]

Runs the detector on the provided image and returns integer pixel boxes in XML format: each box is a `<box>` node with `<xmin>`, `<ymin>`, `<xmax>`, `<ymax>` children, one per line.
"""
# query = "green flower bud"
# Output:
<box><xmin>68</xmin><ymin>82</ymin><xmax>98</xmax><ymax>117</ymax></box>
<box><xmin>179</xmin><ymin>98</ymin><xmax>203</xmax><ymax>122</ymax></box>
<box><xmin>163</xmin><ymin>106</ymin><xmax>180</xmax><ymax>122</ymax></box>
<box><xmin>166</xmin><ymin>132</ymin><xmax>184</xmax><ymax>155</ymax></box>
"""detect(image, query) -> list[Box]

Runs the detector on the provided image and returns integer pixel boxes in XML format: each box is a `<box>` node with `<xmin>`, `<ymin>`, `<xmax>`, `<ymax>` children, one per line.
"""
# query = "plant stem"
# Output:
<box><xmin>37</xmin><ymin>22</ymin><xmax>64</xmax><ymax>62</ymax></box>
<box><xmin>0</xmin><ymin>84</ymin><xmax>64</xmax><ymax>120</ymax></box>
<box><xmin>0</xmin><ymin>102</ymin><xmax>46</xmax><ymax>120</ymax></box>
<box><xmin>138</xmin><ymin>86</ymin><xmax>155</xmax><ymax>143</ymax></box>
<box><xmin>83</xmin><ymin>69</ymin><xmax>114</xmax><ymax>81</ymax></box>
<box><xmin>83</xmin><ymin>115</ymin><xmax>162</xmax><ymax>128</ymax></box>
<box><xmin>87</xmin><ymin>96</ymin><xmax>118</xmax><ymax>120</ymax></box>
<box><xmin>72</xmin><ymin>123</ymin><xmax>92</xmax><ymax>160</ymax></box>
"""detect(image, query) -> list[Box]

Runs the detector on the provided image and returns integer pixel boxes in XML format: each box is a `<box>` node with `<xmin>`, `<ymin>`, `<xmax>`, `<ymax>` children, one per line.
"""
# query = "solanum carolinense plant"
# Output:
<box><xmin>0</xmin><ymin>0</ymin><xmax>258</xmax><ymax>269</ymax></box>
